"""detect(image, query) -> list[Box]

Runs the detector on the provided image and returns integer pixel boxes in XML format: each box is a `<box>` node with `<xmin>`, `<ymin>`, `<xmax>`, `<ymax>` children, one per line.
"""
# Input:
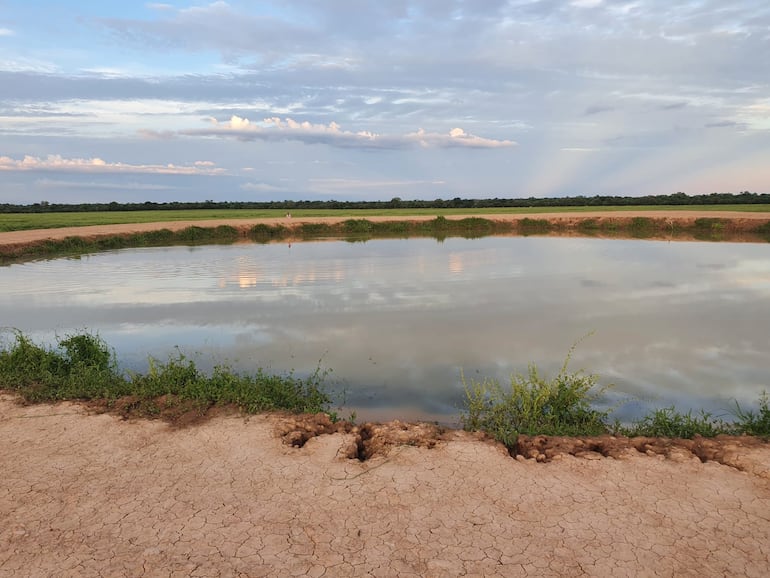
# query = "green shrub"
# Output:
<box><xmin>0</xmin><ymin>330</ymin><xmax>128</xmax><ymax>401</ymax></box>
<box><xmin>342</xmin><ymin>219</ymin><xmax>374</xmax><ymax>234</ymax></box>
<box><xmin>576</xmin><ymin>219</ymin><xmax>599</xmax><ymax>233</ymax></box>
<box><xmin>518</xmin><ymin>218</ymin><xmax>552</xmax><ymax>234</ymax></box>
<box><xmin>693</xmin><ymin>218</ymin><xmax>726</xmax><ymax>231</ymax></box>
<box><xmin>629</xmin><ymin>217</ymin><xmax>654</xmax><ymax>238</ymax></box>
<box><xmin>299</xmin><ymin>222</ymin><xmax>333</xmax><ymax>237</ymax></box>
<box><xmin>462</xmin><ymin>346</ymin><xmax>611</xmax><ymax>447</ymax></box>
<box><xmin>249</xmin><ymin>224</ymin><xmax>288</xmax><ymax>242</ymax></box>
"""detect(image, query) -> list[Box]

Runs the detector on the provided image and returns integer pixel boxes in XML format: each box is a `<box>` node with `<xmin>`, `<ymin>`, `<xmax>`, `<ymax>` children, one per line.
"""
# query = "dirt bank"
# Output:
<box><xmin>2</xmin><ymin>396</ymin><xmax>769</xmax><ymax>577</ymax></box>
<box><xmin>1</xmin><ymin>209</ymin><xmax>770</xmax><ymax>249</ymax></box>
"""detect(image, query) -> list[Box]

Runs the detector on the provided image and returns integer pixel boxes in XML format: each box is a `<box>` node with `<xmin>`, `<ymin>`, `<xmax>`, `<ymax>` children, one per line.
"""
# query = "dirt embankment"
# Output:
<box><xmin>1</xmin><ymin>209</ymin><xmax>770</xmax><ymax>256</ymax></box>
<box><xmin>2</xmin><ymin>396</ymin><xmax>769</xmax><ymax>577</ymax></box>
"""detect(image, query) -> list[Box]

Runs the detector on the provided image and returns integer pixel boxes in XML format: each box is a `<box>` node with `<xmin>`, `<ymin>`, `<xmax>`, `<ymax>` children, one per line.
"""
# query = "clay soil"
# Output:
<box><xmin>2</xmin><ymin>396</ymin><xmax>769</xmax><ymax>577</ymax></box>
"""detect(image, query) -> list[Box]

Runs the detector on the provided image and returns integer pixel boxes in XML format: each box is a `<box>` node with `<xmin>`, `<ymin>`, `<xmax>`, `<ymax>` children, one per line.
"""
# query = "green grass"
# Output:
<box><xmin>733</xmin><ymin>392</ymin><xmax>770</xmax><ymax>437</ymax></box>
<box><xmin>619</xmin><ymin>407</ymin><xmax>734</xmax><ymax>438</ymax></box>
<box><xmin>0</xmin><ymin>330</ymin><xmax>331</xmax><ymax>417</ymax></box>
<box><xmin>3</xmin><ymin>204</ymin><xmax>770</xmax><ymax>233</ymax></box>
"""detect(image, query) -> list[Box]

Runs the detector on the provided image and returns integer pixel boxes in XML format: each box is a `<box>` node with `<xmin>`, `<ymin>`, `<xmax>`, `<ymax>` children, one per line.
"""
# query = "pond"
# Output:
<box><xmin>2</xmin><ymin>236</ymin><xmax>769</xmax><ymax>424</ymax></box>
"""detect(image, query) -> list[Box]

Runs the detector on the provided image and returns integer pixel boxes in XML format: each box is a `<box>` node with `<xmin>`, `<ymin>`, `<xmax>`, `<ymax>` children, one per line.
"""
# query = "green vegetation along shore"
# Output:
<box><xmin>0</xmin><ymin>331</ymin><xmax>330</xmax><ymax>420</ymax></box>
<box><xmin>3</xmin><ymin>215</ymin><xmax>770</xmax><ymax>265</ymax></box>
<box><xmin>2</xmin><ymin>332</ymin><xmax>769</xmax><ymax>446</ymax></box>
<box><xmin>461</xmin><ymin>348</ymin><xmax>770</xmax><ymax>444</ymax></box>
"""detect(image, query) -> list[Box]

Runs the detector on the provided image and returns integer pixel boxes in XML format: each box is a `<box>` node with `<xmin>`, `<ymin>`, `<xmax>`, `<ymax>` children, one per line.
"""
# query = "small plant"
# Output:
<box><xmin>576</xmin><ymin>219</ymin><xmax>599</xmax><ymax>233</ymax></box>
<box><xmin>299</xmin><ymin>222</ymin><xmax>333</xmax><ymax>237</ymax></box>
<box><xmin>629</xmin><ymin>217</ymin><xmax>654</xmax><ymax>238</ymax></box>
<box><xmin>462</xmin><ymin>342</ymin><xmax>611</xmax><ymax>448</ymax></box>
<box><xmin>733</xmin><ymin>392</ymin><xmax>770</xmax><ymax>437</ymax></box>
<box><xmin>518</xmin><ymin>218</ymin><xmax>552</xmax><ymax>234</ymax></box>
<box><xmin>693</xmin><ymin>218</ymin><xmax>726</xmax><ymax>231</ymax></box>
<box><xmin>249</xmin><ymin>224</ymin><xmax>288</xmax><ymax>243</ymax></box>
<box><xmin>621</xmin><ymin>407</ymin><xmax>733</xmax><ymax>438</ymax></box>
<box><xmin>342</xmin><ymin>219</ymin><xmax>374</xmax><ymax>234</ymax></box>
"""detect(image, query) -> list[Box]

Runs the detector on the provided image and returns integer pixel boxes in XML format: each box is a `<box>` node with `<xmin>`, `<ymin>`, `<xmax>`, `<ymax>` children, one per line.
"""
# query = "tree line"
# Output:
<box><xmin>1</xmin><ymin>191</ymin><xmax>768</xmax><ymax>213</ymax></box>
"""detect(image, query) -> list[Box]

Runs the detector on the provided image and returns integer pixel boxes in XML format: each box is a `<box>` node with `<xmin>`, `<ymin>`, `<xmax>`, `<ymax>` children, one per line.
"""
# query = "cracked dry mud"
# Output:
<box><xmin>2</xmin><ymin>396</ymin><xmax>770</xmax><ymax>578</ymax></box>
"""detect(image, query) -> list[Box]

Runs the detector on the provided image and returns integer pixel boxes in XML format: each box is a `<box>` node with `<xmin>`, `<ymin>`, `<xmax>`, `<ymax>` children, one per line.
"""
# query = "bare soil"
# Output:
<box><xmin>2</xmin><ymin>395</ymin><xmax>769</xmax><ymax>577</ymax></box>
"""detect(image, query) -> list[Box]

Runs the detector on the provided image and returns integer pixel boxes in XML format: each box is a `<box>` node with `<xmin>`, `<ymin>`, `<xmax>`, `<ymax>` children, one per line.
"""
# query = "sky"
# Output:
<box><xmin>0</xmin><ymin>0</ymin><xmax>769</xmax><ymax>204</ymax></box>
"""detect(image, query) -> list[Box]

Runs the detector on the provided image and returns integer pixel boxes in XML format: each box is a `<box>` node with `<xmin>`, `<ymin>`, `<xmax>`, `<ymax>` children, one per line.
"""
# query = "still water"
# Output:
<box><xmin>2</xmin><ymin>236</ymin><xmax>769</xmax><ymax>423</ymax></box>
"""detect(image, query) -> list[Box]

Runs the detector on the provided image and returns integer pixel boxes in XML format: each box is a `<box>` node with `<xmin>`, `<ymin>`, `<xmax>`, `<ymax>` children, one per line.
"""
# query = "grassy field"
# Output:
<box><xmin>3</xmin><ymin>204</ymin><xmax>770</xmax><ymax>232</ymax></box>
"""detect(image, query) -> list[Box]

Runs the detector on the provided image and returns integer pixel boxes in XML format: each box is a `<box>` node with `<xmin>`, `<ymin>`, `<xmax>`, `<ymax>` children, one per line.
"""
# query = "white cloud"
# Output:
<box><xmin>735</xmin><ymin>101</ymin><xmax>770</xmax><ymax>130</ymax></box>
<box><xmin>240</xmin><ymin>182</ymin><xmax>286</xmax><ymax>193</ymax></box>
<box><xmin>408</xmin><ymin>127</ymin><xmax>516</xmax><ymax>149</ymax></box>
<box><xmin>571</xmin><ymin>0</ymin><xmax>604</xmax><ymax>8</ymax></box>
<box><xmin>0</xmin><ymin>28</ymin><xmax>14</xmax><ymax>36</ymax></box>
<box><xmin>0</xmin><ymin>155</ymin><xmax>226</xmax><ymax>175</ymax></box>
<box><xmin>182</xmin><ymin>115</ymin><xmax>516</xmax><ymax>150</ymax></box>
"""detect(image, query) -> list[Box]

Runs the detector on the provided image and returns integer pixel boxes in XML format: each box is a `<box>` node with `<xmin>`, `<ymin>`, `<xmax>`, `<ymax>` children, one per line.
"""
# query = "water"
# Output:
<box><xmin>2</xmin><ymin>236</ymin><xmax>769</xmax><ymax>423</ymax></box>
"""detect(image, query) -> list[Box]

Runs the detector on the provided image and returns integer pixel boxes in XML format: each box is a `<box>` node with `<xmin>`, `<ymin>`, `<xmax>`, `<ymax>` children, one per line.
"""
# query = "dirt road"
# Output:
<box><xmin>2</xmin><ymin>396</ymin><xmax>769</xmax><ymax>577</ymax></box>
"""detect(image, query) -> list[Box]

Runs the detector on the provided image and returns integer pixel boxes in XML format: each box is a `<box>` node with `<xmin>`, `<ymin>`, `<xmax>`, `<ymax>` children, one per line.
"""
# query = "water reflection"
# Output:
<box><xmin>2</xmin><ymin>237</ymin><xmax>769</xmax><ymax>423</ymax></box>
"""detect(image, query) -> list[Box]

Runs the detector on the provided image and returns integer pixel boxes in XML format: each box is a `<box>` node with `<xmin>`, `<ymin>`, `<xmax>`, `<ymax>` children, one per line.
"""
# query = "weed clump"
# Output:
<box><xmin>462</xmin><ymin>346</ymin><xmax>611</xmax><ymax>448</ymax></box>
<box><xmin>620</xmin><ymin>407</ymin><xmax>733</xmax><ymax>438</ymax></box>
<box><xmin>733</xmin><ymin>392</ymin><xmax>770</xmax><ymax>437</ymax></box>
<box><xmin>249</xmin><ymin>224</ymin><xmax>288</xmax><ymax>243</ymax></box>
<box><xmin>518</xmin><ymin>218</ymin><xmax>552</xmax><ymax>235</ymax></box>
<box><xmin>299</xmin><ymin>222</ymin><xmax>333</xmax><ymax>237</ymax></box>
<box><xmin>0</xmin><ymin>331</ymin><xmax>331</xmax><ymax>418</ymax></box>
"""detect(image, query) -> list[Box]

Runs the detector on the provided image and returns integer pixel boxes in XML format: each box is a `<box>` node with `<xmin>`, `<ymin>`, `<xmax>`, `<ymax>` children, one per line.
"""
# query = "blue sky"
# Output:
<box><xmin>1</xmin><ymin>0</ymin><xmax>769</xmax><ymax>203</ymax></box>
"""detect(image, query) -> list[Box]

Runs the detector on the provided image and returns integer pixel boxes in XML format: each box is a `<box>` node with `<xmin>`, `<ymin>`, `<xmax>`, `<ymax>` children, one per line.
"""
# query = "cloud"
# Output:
<box><xmin>100</xmin><ymin>1</ymin><xmax>321</xmax><ymax>58</ymax></box>
<box><xmin>239</xmin><ymin>182</ymin><xmax>286</xmax><ymax>193</ymax></box>
<box><xmin>35</xmin><ymin>178</ymin><xmax>177</xmax><ymax>191</ymax></box>
<box><xmin>704</xmin><ymin>120</ymin><xmax>741</xmax><ymax>128</ymax></box>
<box><xmin>0</xmin><ymin>28</ymin><xmax>15</xmax><ymax>36</ymax></box>
<box><xmin>182</xmin><ymin>116</ymin><xmax>516</xmax><ymax>150</ymax></box>
<box><xmin>584</xmin><ymin>104</ymin><xmax>614</xmax><ymax>116</ymax></box>
<box><xmin>0</xmin><ymin>155</ymin><xmax>226</xmax><ymax>175</ymax></box>
<box><xmin>571</xmin><ymin>0</ymin><xmax>604</xmax><ymax>8</ymax></box>
<box><xmin>308</xmin><ymin>178</ymin><xmax>447</xmax><ymax>190</ymax></box>
<box><xmin>659</xmin><ymin>102</ymin><xmax>688</xmax><ymax>111</ymax></box>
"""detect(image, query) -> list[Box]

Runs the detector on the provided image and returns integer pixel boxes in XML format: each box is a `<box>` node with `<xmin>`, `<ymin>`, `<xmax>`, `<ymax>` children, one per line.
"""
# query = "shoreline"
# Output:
<box><xmin>2</xmin><ymin>209</ymin><xmax>770</xmax><ymax>263</ymax></box>
<box><xmin>2</xmin><ymin>388</ymin><xmax>768</xmax><ymax>464</ymax></box>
